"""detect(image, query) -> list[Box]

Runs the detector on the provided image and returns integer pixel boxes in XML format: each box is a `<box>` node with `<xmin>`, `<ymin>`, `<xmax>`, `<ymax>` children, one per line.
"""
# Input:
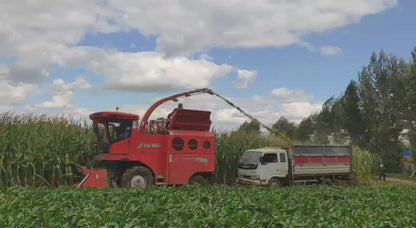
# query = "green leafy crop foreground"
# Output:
<box><xmin>1</xmin><ymin>185</ymin><xmax>415</xmax><ymax>227</ymax></box>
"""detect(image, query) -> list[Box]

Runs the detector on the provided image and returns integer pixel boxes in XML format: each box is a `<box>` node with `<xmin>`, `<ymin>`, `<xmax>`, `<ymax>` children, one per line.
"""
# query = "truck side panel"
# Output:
<box><xmin>294</xmin><ymin>164</ymin><xmax>350</xmax><ymax>175</ymax></box>
<box><xmin>292</xmin><ymin>145</ymin><xmax>351</xmax><ymax>177</ymax></box>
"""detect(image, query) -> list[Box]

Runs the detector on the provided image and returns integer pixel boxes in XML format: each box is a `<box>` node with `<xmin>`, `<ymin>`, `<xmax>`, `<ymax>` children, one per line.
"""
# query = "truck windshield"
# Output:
<box><xmin>239</xmin><ymin>151</ymin><xmax>262</xmax><ymax>165</ymax></box>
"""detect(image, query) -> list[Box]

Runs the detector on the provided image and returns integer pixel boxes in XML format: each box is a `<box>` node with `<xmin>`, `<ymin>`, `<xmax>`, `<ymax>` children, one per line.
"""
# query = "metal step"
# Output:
<box><xmin>292</xmin><ymin>179</ymin><xmax>318</xmax><ymax>185</ymax></box>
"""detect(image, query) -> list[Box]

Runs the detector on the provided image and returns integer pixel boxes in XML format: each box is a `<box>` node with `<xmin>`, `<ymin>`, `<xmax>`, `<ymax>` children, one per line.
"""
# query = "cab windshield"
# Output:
<box><xmin>93</xmin><ymin>122</ymin><xmax>108</xmax><ymax>153</ymax></box>
<box><xmin>93</xmin><ymin>122</ymin><xmax>107</xmax><ymax>145</ymax></box>
<box><xmin>107</xmin><ymin>119</ymin><xmax>133</xmax><ymax>144</ymax></box>
<box><xmin>239</xmin><ymin>151</ymin><xmax>262</xmax><ymax>165</ymax></box>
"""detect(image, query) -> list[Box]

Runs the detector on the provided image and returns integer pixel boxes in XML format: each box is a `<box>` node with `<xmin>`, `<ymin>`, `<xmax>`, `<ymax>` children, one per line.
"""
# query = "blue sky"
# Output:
<box><xmin>0</xmin><ymin>0</ymin><xmax>415</xmax><ymax>129</ymax></box>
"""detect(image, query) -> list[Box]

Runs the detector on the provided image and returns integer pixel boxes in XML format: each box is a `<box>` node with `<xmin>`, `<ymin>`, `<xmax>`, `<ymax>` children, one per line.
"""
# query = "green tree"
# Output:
<box><xmin>407</xmin><ymin>48</ymin><xmax>416</xmax><ymax>149</ymax></box>
<box><xmin>296</xmin><ymin>117</ymin><xmax>314</xmax><ymax>142</ymax></box>
<box><xmin>272</xmin><ymin>116</ymin><xmax>296</xmax><ymax>139</ymax></box>
<box><xmin>238</xmin><ymin>120</ymin><xmax>260</xmax><ymax>134</ymax></box>
<box><xmin>357</xmin><ymin>51</ymin><xmax>404</xmax><ymax>171</ymax></box>
<box><xmin>338</xmin><ymin>80</ymin><xmax>365</xmax><ymax>146</ymax></box>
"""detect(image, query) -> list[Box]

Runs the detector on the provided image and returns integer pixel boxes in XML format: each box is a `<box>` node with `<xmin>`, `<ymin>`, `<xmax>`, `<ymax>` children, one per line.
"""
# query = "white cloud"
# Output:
<box><xmin>298</xmin><ymin>41</ymin><xmax>317</xmax><ymax>52</ymax></box>
<box><xmin>271</xmin><ymin>87</ymin><xmax>321</xmax><ymax>122</ymax></box>
<box><xmin>0</xmin><ymin>65</ymin><xmax>38</xmax><ymax>105</ymax></box>
<box><xmin>95</xmin><ymin>52</ymin><xmax>233</xmax><ymax>92</ymax></box>
<box><xmin>34</xmin><ymin>90</ymin><xmax>92</xmax><ymax>119</ymax></box>
<box><xmin>62</xmin><ymin>105</ymin><xmax>92</xmax><ymax>119</ymax></box>
<box><xmin>35</xmin><ymin>77</ymin><xmax>94</xmax><ymax>119</ymax></box>
<box><xmin>36</xmin><ymin>91</ymin><xmax>74</xmax><ymax>108</ymax></box>
<box><xmin>0</xmin><ymin>0</ymin><xmax>396</xmax><ymax>93</ymax></box>
<box><xmin>0</xmin><ymin>1</ymin><xmax>127</xmax><ymax>82</ymax></box>
<box><xmin>280</xmin><ymin>102</ymin><xmax>322</xmax><ymax>123</ymax></box>
<box><xmin>52</xmin><ymin>77</ymin><xmax>94</xmax><ymax>91</ymax></box>
<box><xmin>272</xmin><ymin>88</ymin><xmax>293</xmax><ymax>99</ymax></box>
<box><xmin>0</xmin><ymin>65</ymin><xmax>9</xmax><ymax>79</ymax></box>
<box><xmin>0</xmin><ymin>0</ymin><xmax>394</xmax><ymax>123</ymax></box>
<box><xmin>320</xmin><ymin>46</ymin><xmax>343</xmax><ymax>56</ymax></box>
<box><xmin>110</xmin><ymin>0</ymin><xmax>397</xmax><ymax>55</ymax></box>
<box><xmin>272</xmin><ymin>87</ymin><xmax>309</xmax><ymax>102</ymax></box>
<box><xmin>234</xmin><ymin>70</ymin><xmax>257</xmax><ymax>89</ymax></box>
<box><xmin>15</xmin><ymin>45</ymin><xmax>233</xmax><ymax>92</ymax></box>
<box><xmin>198</xmin><ymin>53</ymin><xmax>213</xmax><ymax>61</ymax></box>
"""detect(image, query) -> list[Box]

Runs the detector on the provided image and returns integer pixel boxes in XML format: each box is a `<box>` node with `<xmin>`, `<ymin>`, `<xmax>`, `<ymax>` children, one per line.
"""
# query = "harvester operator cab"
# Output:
<box><xmin>90</xmin><ymin>112</ymin><xmax>139</xmax><ymax>154</ymax></box>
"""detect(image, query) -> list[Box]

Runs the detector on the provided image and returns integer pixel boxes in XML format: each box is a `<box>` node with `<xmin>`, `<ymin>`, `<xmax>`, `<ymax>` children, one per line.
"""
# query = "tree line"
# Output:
<box><xmin>238</xmin><ymin>48</ymin><xmax>416</xmax><ymax>172</ymax></box>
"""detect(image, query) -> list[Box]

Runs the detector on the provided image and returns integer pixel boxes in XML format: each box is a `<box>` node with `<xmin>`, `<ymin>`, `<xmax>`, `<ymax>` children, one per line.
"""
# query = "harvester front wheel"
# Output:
<box><xmin>121</xmin><ymin>166</ymin><xmax>153</xmax><ymax>188</ymax></box>
<box><xmin>189</xmin><ymin>175</ymin><xmax>208</xmax><ymax>185</ymax></box>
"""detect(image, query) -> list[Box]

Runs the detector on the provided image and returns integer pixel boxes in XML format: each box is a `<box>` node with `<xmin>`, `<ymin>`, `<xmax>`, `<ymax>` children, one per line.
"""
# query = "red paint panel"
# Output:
<box><xmin>309</xmin><ymin>157</ymin><xmax>323</xmax><ymax>163</ymax></box>
<box><xmin>101</xmin><ymin>128</ymin><xmax>216</xmax><ymax>185</ymax></box>
<box><xmin>81</xmin><ymin>168</ymin><xmax>108</xmax><ymax>189</ymax></box>
<box><xmin>337</xmin><ymin>156</ymin><xmax>350</xmax><ymax>164</ymax></box>
<box><xmin>324</xmin><ymin>157</ymin><xmax>337</xmax><ymax>163</ymax></box>
<box><xmin>168</xmin><ymin>153</ymin><xmax>215</xmax><ymax>184</ymax></box>
<box><xmin>90</xmin><ymin>112</ymin><xmax>139</xmax><ymax>121</ymax></box>
<box><xmin>168</xmin><ymin>109</ymin><xmax>211</xmax><ymax>131</ymax></box>
<box><xmin>109</xmin><ymin>138</ymin><xmax>130</xmax><ymax>154</ymax></box>
<box><xmin>295</xmin><ymin>157</ymin><xmax>309</xmax><ymax>164</ymax></box>
<box><xmin>129</xmin><ymin>134</ymin><xmax>167</xmax><ymax>178</ymax></box>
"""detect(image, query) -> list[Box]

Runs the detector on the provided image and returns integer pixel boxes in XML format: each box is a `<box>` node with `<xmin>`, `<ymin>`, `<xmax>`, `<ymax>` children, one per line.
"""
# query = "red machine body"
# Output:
<box><xmin>85</xmin><ymin>89</ymin><xmax>216</xmax><ymax>188</ymax></box>
<box><xmin>78</xmin><ymin>167</ymin><xmax>108</xmax><ymax>189</ymax></box>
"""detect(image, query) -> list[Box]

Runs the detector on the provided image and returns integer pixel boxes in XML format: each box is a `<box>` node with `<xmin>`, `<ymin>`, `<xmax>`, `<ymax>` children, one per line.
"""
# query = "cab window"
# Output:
<box><xmin>279</xmin><ymin>153</ymin><xmax>286</xmax><ymax>163</ymax></box>
<box><xmin>107</xmin><ymin>119</ymin><xmax>133</xmax><ymax>144</ymax></box>
<box><xmin>263</xmin><ymin>153</ymin><xmax>278</xmax><ymax>163</ymax></box>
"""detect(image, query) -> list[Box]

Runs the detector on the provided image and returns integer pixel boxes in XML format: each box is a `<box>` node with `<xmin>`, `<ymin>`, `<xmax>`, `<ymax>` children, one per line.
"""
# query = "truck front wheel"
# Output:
<box><xmin>121</xmin><ymin>166</ymin><xmax>153</xmax><ymax>188</ymax></box>
<box><xmin>268</xmin><ymin>178</ymin><xmax>281</xmax><ymax>187</ymax></box>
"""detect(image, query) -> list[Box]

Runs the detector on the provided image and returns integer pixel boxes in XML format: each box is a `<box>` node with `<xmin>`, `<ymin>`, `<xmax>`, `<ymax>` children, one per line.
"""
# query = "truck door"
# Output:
<box><xmin>259</xmin><ymin>153</ymin><xmax>279</xmax><ymax>180</ymax></box>
<box><xmin>277</xmin><ymin>152</ymin><xmax>289</xmax><ymax>177</ymax></box>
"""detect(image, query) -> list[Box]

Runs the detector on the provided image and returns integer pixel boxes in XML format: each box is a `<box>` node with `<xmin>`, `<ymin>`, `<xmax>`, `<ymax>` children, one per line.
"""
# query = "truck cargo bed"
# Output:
<box><xmin>292</xmin><ymin>145</ymin><xmax>351</xmax><ymax>177</ymax></box>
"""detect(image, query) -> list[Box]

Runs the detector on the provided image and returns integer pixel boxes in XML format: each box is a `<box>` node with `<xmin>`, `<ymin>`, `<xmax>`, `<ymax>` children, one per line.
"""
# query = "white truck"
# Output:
<box><xmin>236</xmin><ymin>145</ymin><xmax>352</xmax><ymax>186</ymax></box>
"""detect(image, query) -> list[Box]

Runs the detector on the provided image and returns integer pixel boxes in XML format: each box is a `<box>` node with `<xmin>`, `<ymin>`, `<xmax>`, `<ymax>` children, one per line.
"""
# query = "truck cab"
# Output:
<box><xmin>237</xmin><ymin>147</ymin><xmax>289</xmax><ymax>186</ymax></box>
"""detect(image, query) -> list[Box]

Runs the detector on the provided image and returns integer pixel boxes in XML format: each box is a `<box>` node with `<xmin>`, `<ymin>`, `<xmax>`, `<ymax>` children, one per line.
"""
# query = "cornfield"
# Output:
<box><xmin>1</xmin><ymin>185</ymin><xmax>416</xmax><ymax>227</ymax></box>
<box><xmin>1</xmin><ymin>113</ymin><xmax>377</xmax><ymax>187</ymax></box>
<box><xmin>0</xmin><ymin>113</ymin><xmax>288</xmax><ymax>187</ymax></box>
<box><xmin>0</xmin><ymin>113</ymin><xmax>96</xmax><ymax>187</ymax></box>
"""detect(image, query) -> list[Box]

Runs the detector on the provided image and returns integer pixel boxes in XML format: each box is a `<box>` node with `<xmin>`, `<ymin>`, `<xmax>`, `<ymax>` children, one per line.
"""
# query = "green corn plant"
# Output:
<box><xmin>352</xmin><ymin>147</ymin><xmax>381</xmax><ymax>185</ymax></box>
<box><xmin>1</xmin><ymin>185</ymin><xmax>416</xmax><ymax>227</ymax></box>
<box><xmin>0</xmin><ymin>113</ymin><xmax>96</xmax><ymax>188</ymax></box>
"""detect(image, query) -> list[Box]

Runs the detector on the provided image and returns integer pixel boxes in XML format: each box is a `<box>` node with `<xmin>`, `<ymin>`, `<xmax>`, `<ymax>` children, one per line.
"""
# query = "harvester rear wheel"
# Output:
<box><xmin>121</xmin><ymin>166</ymin><xmax>153</xmax><ymax>188</ymax></box>
<box><xmin>189</xmin><ymin>175</ymin><xmax>208</xmax><ymax>185</ymax></box>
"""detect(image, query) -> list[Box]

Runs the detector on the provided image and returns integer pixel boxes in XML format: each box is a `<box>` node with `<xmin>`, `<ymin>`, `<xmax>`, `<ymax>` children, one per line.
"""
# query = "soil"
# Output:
<box><xmin>384</xmin><ymin>177</ymin><xmax>416</xmax><ymax>186</ymax></box>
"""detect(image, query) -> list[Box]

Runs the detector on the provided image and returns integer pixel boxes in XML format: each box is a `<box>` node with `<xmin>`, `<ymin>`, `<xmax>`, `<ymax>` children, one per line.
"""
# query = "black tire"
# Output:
<box><xmin>189</xmin><ymin>175</ymin><xmax>208</xmax><ymax>185</ymax></box>
<box><xmin>268</xmin><ymin>178</ymin><xmax>281</xmax><ymax>187</ymax></box>
<box><xmin>121</xmin><ymin>166</ymin><xmax>153</xmax><ymax>188</ymax></box>
<box><xmin>322</xmin><ymin>177</ymin><xmax>333</xmax><ymax>186</ymax></box>
<box><xmin>107</xmin><ymin>168</ymin><xmax>122</xmax><ymax>188</ymax></box>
